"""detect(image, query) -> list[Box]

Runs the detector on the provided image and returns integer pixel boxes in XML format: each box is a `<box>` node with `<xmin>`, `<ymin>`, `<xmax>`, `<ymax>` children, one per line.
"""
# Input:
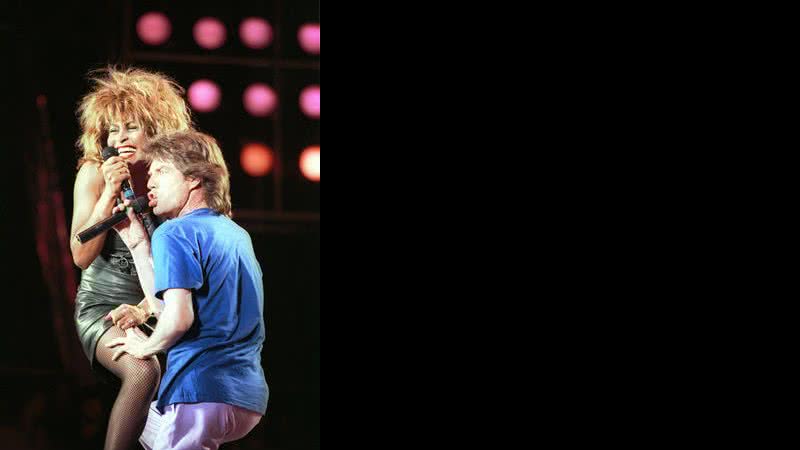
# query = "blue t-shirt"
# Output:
<box><xmin>152</xmin><ymin>208</ymin><xmax>268</xmax><ymax>415</ymax></box>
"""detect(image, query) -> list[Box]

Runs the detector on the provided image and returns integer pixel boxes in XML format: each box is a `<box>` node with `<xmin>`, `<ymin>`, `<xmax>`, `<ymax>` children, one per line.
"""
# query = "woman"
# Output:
<box><xmin>70</xmin><ymin>66</ymin><xmax>192</xmax><ymax>450</ymax></box>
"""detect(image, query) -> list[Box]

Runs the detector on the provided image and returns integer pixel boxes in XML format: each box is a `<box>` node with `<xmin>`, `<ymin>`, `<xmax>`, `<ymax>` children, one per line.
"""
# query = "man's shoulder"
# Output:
<box><xmin>153</xmin><ymin>212</ymin><xmax>230</xmax><ymax>241</ymax></box>
<box><xmin>152</xmin><ymin>218</ymin><xmax>193</xmax><ymax>242</ymax></box>
<box><xmin>153</xmin><ymin>219</ymin><xmax>178</xmax><ymax>237</ymax></box>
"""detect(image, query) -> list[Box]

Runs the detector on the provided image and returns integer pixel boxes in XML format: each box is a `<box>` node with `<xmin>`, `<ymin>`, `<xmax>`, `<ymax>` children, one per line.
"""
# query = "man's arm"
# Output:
<box><xmin>105</xmin><ymin>217</ymin><xmax>163</xmax><ymax>329</ymax></box>
<box><xmin>129</xmin><ymin>243</ymin><xmax>164</xmax><ymax>317</ymax></box>
<box><xmin>140</xmin><ymin>288</ymin><xmax>194</xmax><ymax>355</ymax></box>
<box><xmin>110</xmin><ymin>200</ymin><xmax>165</xmax><ymax>318</ymax></box>
<box><xmin>107</xmin><ymin>288</ymin><xmax>195</xmax><ymax>360</ymax></box>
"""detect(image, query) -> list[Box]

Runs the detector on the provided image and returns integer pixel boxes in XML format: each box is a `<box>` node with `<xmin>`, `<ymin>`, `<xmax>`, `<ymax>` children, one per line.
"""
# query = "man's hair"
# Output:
<box><xmin>142</xmin><ymin>131</ymin><xmax>232</xmax><ymax>217</ymax></box>
<box><xmin>76</xmin><ymin>66</ymin><xmax>193</xmax><ymax>168</ymax></box>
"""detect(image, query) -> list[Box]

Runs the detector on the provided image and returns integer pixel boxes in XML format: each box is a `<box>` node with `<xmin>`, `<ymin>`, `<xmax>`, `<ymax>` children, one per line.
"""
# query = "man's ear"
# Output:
<box><xmin>187</xmin><ymin>177</ymin><xmax>202</xmax><ymax>190</ymax></box>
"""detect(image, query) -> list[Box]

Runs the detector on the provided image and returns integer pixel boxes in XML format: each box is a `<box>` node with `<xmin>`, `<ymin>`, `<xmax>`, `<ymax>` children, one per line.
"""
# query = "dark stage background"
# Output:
<box><xmin>0</xmin><ymin>1</ymin><xmax>319</xmax><ymax>448</ymax></box>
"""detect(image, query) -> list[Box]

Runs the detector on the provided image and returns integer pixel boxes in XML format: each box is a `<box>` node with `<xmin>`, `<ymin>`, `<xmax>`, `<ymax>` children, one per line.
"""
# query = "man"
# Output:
<box><xmin>106</xmin><ymin>130</ymin><xmax>268</xmax><ymax>450</ymax></box>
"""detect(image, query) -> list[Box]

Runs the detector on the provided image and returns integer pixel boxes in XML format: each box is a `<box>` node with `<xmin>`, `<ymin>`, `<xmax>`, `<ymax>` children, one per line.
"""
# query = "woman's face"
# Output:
<box><xmin>106</xmin><ymin>120</ymin><xmax>146</xmax><ymax>162</ymax></box>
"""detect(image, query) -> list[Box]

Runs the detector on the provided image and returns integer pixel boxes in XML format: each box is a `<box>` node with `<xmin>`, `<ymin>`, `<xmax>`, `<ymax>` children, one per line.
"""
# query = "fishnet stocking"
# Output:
<box><xmin>96</xmin><ymin>326</ymin><xmax>161</xmax><ymax>450</ymax></box>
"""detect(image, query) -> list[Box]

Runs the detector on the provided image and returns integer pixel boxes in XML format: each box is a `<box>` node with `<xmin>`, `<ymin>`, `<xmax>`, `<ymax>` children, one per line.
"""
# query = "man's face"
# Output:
<box><xmin>147</xmin><ymin>159</ymin><xmax>192</xmax><ymax>219</ymax></box>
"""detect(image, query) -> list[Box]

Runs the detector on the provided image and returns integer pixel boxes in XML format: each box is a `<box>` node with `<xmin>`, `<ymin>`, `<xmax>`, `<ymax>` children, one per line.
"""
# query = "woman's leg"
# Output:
<box><xmin>95</xmin><ymin>325</ymin><xmax>161</xmax><ymax>450</ymax></box>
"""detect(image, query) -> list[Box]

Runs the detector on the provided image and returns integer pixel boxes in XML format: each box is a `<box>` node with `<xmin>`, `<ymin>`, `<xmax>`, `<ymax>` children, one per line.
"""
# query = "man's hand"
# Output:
<box><xmin>112</xmin><ymin>199</ymin><xmax>149</xmax><ymax>250</ymax></box>
<box><xmin>105</xmin><ymin>303</ymin><xmax>148</xmax><ymax>331</ymax></box>
<box><xmin>106</xmin><ymin>327</ymin><xmax>154</xmax><ymax>361</ymax></box>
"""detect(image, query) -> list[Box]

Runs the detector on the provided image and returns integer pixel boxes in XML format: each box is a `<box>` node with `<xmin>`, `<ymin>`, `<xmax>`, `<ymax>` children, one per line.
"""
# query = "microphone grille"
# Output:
<box><xmin>132</xmin><ymin>196</ymin><xmax>151</xmax><ymax>214</ymax></box>
<box><xmin>101</xmin><ymin>146</ymin><xmax>119</xmax><ymax>160</ymax></box>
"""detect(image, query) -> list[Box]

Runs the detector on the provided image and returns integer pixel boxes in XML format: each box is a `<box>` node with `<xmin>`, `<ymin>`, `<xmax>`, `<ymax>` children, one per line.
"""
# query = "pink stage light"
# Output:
<box><xmin>299</xmin><ymin>85</ymin><xmax>320</xmax><ymax>119</ymax></box>
<box><xmin>243</xmin><ymin>83</ymin><xmax>278</xmax><ymax>117</ymax></box>
<box><xmin>240</xmin><ymin>18</ymin><xmax>273</xmax><ymax>49</ymax></box>
<box><xmin>137</xmin><ymin>12</ymin><xmax>171</xmax><ymax>46</ymax></box>
<box><xmin>194</xmin><ymin>17</ymin><xmax>227</xmax><ymax>50</ymax></box>
<box><xmin>188</xmin><ymin>80</ymin><xmax>221</xmax><ymax>113</ymax></box>
<box><xmin>298</xmin><ymin>23</ymin><xmax>320</xmax><ymax>55</ymax></box>
<box><xmin>300</xmin><ymin>146</ymin><xmax>320</xmax><ymax>182</ymax></box>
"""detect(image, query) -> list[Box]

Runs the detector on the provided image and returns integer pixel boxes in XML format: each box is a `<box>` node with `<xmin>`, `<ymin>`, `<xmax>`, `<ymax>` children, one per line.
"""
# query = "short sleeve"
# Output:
<box><xmin>152</xmin><ymin>231</ymin><xmax>204</xmax><ymax>299</ymax></box>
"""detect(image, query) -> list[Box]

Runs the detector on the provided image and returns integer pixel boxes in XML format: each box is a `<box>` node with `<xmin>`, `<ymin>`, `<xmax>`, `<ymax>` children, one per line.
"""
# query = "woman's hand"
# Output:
<box><xmin>105</xmin><ymin>303</ymin><xmax>148</xmax><ymax>330</ymax></box>
<box><xmin>100</xmin><ymin>156</ymin><xmax>131</xmax><ymax>198</ymax></box>
<box><xmin>112</xmin><ymin>199</ymin><xmax>149</xmax><ymax>250</ymax></box>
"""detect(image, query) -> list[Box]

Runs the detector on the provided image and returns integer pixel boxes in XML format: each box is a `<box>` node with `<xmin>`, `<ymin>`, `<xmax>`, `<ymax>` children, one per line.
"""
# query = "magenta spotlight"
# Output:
<box><xmin>239</xmin><ymin>18</ymin><xmax>273</xmax><ymax>49</ymax></box>
<box><xmin>188</xmin><ymin>80</ymin><xmax>221</xmax><ymax>113</ymax></box>
<box><xmin>298</xmin><ymin>23</ymin><xmax>320</xmax><ymax>55</ymax></box>
<box><xmin>136</xmin><ymin>12</ymin><xmax>171</xmax><ymax>46</ymax></box>
<box><xmin>299</xmin><ymin>85</ymin><xmax>320</xmax><ymax>119</ymax></box>
<box><xmin>243</xmin><ymin>83</ymin><xmax>278</xmax><ymax>117</ymax></box>
<box><xmin>193</xmin><ymin>17</ymin><xmax>227</xmax><ymax>50</ymax></box>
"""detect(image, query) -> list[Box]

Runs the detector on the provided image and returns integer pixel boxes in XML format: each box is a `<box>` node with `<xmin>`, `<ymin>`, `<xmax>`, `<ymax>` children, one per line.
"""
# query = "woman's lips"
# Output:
<box><xmin>117</xmin><ymin>146</ymin><xmax>136</xmax><ymax>155</ymax></box>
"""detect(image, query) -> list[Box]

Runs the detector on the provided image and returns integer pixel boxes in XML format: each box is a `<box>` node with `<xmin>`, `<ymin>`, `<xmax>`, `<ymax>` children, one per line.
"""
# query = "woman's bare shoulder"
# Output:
<box><xmin>75</xmin><ymin>161</ymin><xmax>103</xmax><ymax>192</ymax></box>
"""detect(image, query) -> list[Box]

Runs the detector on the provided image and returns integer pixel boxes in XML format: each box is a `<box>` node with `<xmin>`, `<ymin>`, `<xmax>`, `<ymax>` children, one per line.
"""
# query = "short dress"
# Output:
<box><xmin>74</xmin><ymin>231</ymin><xmax>146</xmax><ymax>369</ymax></box>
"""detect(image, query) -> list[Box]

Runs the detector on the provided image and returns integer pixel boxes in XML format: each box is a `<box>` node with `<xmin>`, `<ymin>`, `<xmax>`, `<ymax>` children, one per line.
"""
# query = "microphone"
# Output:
<box><xmin>76</xmin><ymin>196</ymin><xmax>150</xmax><ymax>244</ymax></box>
<box><xmin>101</xmin><ymin>146</ymin><xmax>157</xmax><ymax>236</ymax></box>
<box><xmin>102</xmin><ymin>146</ymin><xmax>135</xmax><ymax>200</ymax></box>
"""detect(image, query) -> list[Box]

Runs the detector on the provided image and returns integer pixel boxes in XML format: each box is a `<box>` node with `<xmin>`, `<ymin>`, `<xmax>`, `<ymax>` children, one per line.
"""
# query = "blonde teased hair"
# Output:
<box><xmin>142</xmin><ymin>131</ymin><xmax>233</xmax><ymax>217</ymax></box>
<box><xmin>76</xmin><ymin>66</ymin><xmax>193</xmax><ymax>168</ymax></box>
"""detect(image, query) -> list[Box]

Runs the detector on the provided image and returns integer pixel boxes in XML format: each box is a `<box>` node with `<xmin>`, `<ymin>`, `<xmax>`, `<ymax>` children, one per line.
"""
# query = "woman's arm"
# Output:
<box><xmin>70</xmin><ymin>157</ymin><xmax>132</xmax><ymax>269</ymax></box>
<box><xmin>69</xmin><ymin>163</ymin><xmax>116</xmax><ymax>269</ymax></box>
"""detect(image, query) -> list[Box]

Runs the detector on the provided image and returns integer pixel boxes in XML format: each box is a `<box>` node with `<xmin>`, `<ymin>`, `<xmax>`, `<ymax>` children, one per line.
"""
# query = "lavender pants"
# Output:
<box><xmin>139</xmin><ymin>401</ymin><xmax>262</xmax><ymax>450</ymax></box>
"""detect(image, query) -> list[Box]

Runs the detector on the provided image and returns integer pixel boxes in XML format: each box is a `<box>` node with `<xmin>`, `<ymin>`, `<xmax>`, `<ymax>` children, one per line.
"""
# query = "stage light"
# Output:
<box><xmin>300</xmin><ymin>146</ymin><xmax>320</xmax><ymax>182</ymax></box>
<box><xmin>299</xmin><ymin>85</ymin><xmax>320</xmax><ymax>119</ymax></box>
<box><xmin>298</xmin><ymin>23</ymin><xmax>320</xmax><ymax>55</ymax></box>
<box><xmin>240</xmin><ymin>143</ymin><xmax>274</xmax><ymax>177</ymax></box>
<box><xmin>194</xmin><ymin>17</ymin><xmax>227</xmax><ymax>50</ymax></box>
<box><xmin>137</xmin><ymin>12</ymin><xmax>171</xmax><ymax>46</ymax></box>
<box><xmin>240</xmin><ymin>18</ymin><xmax>273</xmax><ymax>49</ymax></box>
<box><xmin>188</xmin><ymin>80</ymin><xmax>221</xmax><ymax>113</ymax></box>
<box><xmin>243</xmin><ymin>83</ymin><xmax>278</xmax><ymax>117</ymax></box>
